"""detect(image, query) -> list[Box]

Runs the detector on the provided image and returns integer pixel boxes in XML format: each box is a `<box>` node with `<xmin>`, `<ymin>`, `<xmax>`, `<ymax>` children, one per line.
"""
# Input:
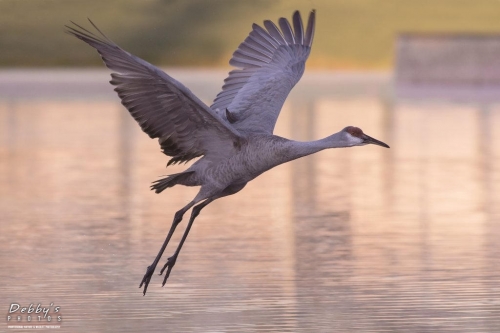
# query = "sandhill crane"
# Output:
<box><xmin>66</xmin><ymin>10</ymin><xmax>389</xmax><ymax>295</ymax></box>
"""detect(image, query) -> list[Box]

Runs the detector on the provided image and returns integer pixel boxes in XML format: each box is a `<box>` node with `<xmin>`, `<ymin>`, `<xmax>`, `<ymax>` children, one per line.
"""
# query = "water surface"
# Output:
<box><xmin>0</xmin><ymin>70</ymin><xmax>499</xmax><ymax>332</ymax></box>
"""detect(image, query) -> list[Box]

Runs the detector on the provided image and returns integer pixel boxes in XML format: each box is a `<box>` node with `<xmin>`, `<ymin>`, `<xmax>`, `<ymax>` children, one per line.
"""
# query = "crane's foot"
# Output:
<box><xmin>139</xmin><ymin>264</ymin><xmax>156</xmax><ymax>296</ymax></box>
<box><xmin>159</xmin><ymin>255</ymin><xmax>177</xmax><ymax>286</ymax></box>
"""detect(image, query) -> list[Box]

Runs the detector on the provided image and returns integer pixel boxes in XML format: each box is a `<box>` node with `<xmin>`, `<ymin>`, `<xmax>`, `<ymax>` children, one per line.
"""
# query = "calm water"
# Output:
<box><xmin>0</xmin><ymin>70</ymin><xmax>499</xmax><ymax>332</ymax></box>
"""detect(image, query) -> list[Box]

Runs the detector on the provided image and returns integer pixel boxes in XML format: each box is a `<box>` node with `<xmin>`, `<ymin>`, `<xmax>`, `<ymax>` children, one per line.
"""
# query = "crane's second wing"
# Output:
<box><xmin>66</xmin><ymin>21</ymin><xmax>243</xmax><ymax>166</ymax></box>
<box><xmin>211</xmin><ymin>10</ymin><xmax>315</xmax><ymax>135</ymax></box>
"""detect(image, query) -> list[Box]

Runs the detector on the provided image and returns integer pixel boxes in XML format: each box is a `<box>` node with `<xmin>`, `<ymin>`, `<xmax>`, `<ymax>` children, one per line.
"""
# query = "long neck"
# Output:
<box><xmin>285</xmin><ymin>132</ymin><xmax>347</xmax><ymax>162</ymax></box>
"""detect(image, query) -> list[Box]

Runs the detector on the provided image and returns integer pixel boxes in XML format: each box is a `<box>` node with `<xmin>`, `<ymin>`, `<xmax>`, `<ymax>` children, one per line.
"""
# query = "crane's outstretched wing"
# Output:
<box><xmin>66</xmin><ymin>21</ymin><xmax>243</xmax><ymax>166</ymax></box>
<box><xmin>211</xmin><ymin>10</ymin><xmax>315</xmax><ymax>135</ymax></box>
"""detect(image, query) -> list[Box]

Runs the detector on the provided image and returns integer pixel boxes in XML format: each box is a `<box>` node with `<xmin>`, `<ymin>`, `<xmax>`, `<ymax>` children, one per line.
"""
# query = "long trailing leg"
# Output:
<box><xmin>159</xmin><ymin>198</ymin><xmax>213</xmax><ymax>286</ymax></box>
<box><xmin>159</xmin><ymin>182</ymin><xmax>248</xmax><ymax>287</ymax></box>
<box><xmin>139</xmin><ymin>200</ymin><xmax>195</xmax><ymax>295</ymax></box>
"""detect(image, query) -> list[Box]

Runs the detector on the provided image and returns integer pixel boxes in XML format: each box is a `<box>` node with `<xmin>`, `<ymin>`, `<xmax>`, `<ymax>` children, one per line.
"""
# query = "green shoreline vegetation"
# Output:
<box><xmin>2</xmin><ymin>0</ymin><xmax>500</xmax><ymax>69</ymax></box>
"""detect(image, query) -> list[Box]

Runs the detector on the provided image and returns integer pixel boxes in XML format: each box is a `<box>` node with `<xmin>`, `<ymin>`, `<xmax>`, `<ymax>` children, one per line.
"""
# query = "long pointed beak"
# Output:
<box><xmin>362</xmin><ymin>134</ymin><xmax>390</xmax><ymax>148</ymax></box>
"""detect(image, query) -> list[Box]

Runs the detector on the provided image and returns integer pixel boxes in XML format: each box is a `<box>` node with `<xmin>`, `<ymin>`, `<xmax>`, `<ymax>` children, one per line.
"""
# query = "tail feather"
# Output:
<box><xmin>150</xmin><ymin>172</ymin><xmax>194</xmax><ymax>194</ymax></box>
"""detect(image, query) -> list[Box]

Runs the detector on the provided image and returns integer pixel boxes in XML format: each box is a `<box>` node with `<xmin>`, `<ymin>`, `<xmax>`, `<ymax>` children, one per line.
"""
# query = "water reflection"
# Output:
<box><xmin>0</xmin><ymin>70</ymin><xmax>499</xmax><ymax>332</ymax></box>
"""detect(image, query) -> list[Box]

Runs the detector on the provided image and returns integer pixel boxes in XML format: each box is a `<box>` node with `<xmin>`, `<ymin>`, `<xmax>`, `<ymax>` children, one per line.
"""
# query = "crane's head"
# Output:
<box><xmin>341</xmin><ymin>126</ymin><xmax>390</xmax><ymax>148</ymax></box>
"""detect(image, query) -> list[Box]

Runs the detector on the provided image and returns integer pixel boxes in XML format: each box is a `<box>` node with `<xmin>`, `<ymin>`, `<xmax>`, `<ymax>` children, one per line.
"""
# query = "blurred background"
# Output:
<box><xmin>3</xmin><ymin>0</ymin><xmax>500</xmax><ymax>68</ymax></box>
<box><xmin>1</xmin><ymin>0</ymin><xmax>500</xmax><ymax>332</ymax></box>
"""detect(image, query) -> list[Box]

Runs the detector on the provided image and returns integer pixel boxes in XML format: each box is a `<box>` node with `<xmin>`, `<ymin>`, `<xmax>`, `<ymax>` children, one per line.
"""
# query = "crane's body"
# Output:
<box><xmin>67</xmin><ymin>10</ymin><xmax>389</xmax><ymax>295</ymax></box>
<box><xmin>157</xmin><ymin>132</ymin><xmax>369</xmax><ymax>192</ymax></box>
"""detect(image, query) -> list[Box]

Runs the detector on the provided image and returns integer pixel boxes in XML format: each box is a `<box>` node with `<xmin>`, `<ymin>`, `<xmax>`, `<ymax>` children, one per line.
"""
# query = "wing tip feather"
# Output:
<box><xmin>292</xmin><ymin>10</ymin><xmax>303</xmax><ymax>44</ymax></box>
<box><xmin>305</xmin><ymin>9</ymin><xmax>316</xmax><ymax>47</ymax></box>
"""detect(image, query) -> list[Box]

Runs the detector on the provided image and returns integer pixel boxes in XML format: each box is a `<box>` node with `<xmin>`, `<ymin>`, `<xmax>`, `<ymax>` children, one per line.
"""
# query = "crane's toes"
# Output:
<box><xmin>160</xmin><ymin>256</ymin><xmax>177</xmax><ymax>286</ymax></box>
<box><xmin>139</xmin><ymin>264</ymin><xmax>156</xmax><ymax>296</ymax></box>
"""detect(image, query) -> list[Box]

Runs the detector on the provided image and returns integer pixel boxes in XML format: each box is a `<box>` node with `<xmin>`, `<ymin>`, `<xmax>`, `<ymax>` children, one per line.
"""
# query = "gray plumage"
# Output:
<box><xmin>66</xmin><ymin>10</ymin><xmax>389</xmax><ymax>296</ymax></box>
<box><xmin>211</xmin><ymin>10</ymin><xmax>315</xmax><ymax>134</ymax></box>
